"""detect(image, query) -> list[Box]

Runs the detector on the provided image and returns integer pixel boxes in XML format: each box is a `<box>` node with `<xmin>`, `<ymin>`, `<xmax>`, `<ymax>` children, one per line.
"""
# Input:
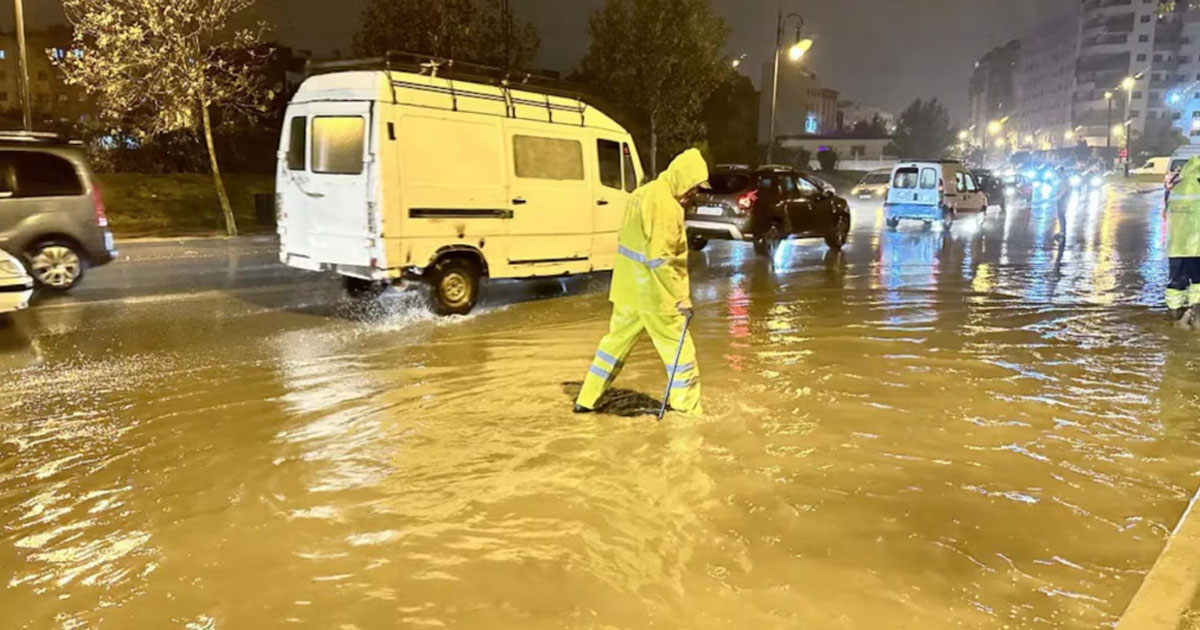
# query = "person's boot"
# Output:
<box><xmin>1169</xmin><ymin>307</ymin><xmax>1192</xmax><ymax>328</ymax></box>
<box><xmin>573</xmin><ymin>404</ymin><xmax>594</xmax><ymax>414</ymax></box>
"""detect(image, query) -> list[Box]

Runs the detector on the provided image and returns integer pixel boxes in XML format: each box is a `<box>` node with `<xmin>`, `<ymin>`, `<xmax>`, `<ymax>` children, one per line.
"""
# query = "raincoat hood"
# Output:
<box><xmin>659</xmin><ymin>149</ymin><xmax>710</xmax><ymax>198</ymax></box>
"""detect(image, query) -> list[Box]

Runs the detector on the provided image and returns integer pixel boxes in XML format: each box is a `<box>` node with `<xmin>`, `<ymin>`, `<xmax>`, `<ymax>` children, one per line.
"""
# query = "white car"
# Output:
<box><xmin>0</xmin><ymin>250</ymin><xmax>34</xmax><ymax>314</ymax></box>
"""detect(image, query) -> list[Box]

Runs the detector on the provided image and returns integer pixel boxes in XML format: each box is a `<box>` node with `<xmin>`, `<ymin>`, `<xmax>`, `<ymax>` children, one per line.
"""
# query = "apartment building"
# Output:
<box><xmin>968</xmin><ymin>40</ymin><xmax>1020</xmax><ymax>146</ymax></box>
<box><xmin>0</xmin><ymin>30</ymin><xmax>91</xmax><ymax>126</ymax></box>
<box><xmin>759</xmin><ymin>64</ymin><xmax>841</xmax><ymax>144</ymax></box>
<box><xmin>1012</xmin><ymin>13</ymin><xmax>1081</xmax><ymax>150</ymax></box>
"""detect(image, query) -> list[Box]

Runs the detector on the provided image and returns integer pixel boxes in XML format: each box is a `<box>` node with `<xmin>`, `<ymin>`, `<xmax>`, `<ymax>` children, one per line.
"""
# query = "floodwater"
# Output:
<box><xmin>2</xmin><ymin>185</ymin><xmax>1200</xmax><ymax>629</ymax></box>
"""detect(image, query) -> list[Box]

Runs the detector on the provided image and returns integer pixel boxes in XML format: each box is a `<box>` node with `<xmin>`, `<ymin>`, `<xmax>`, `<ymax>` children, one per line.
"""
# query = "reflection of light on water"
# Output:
<box><xmin>1090</xmin><ymin>195</ymin><xmax>1119</xmax><ymax>305</ymax></box>
<box><xmin>972</xmin><ymin>263</ymin><xmax>993</xmax><ymax>294</ymax></box>
<box><xmin>1138</xmin><ymin>204</ymin><xmax>1167</xmax><ymax>304</ymax></box>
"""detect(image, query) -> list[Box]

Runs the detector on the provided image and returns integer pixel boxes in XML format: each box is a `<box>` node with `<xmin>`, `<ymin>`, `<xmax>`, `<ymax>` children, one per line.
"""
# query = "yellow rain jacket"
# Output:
<box><xmin>1168</xmin><ymin>157</ymin><xmax>1200</xmax><ymax>258</ymax></box>
<box><xmin>609</xmin><ymin>149</ymin><xmax>710</xmax><ymax>314</ymax></box>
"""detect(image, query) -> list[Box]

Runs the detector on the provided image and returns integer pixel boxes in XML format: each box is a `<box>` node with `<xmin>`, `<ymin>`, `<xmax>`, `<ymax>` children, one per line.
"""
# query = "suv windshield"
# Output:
<box><xmin>704</xmin><ymin>173</ymin><xmax>753</xmax><ymax>194</ymax></box>
<box><xmin>862</xmin><ymin>173</ymin><xmax>890</xmax><ymax>185</ymax></box>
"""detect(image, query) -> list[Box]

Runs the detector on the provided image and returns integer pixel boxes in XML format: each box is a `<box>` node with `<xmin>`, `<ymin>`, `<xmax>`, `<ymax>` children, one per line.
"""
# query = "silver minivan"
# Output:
<box><xmin>0</xmin><ymin>133</ymin><xmax>117</xmax><ymax>290</ymax></box>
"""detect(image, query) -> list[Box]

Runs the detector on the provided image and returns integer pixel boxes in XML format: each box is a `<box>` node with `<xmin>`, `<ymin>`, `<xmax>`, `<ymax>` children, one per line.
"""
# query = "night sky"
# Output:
<box><xmin>13</xmin><ymin>0</ymin><xmax>1075</xmax><ymax>122</ymax></box>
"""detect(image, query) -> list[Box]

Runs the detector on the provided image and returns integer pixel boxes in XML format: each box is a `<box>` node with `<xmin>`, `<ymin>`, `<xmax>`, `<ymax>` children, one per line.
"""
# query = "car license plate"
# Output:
<box><xmin>859</xmin><ymin>194</ymin><xmax>874</xmax><ymax>199</ymax></box>
<box><xmin>104</xmin><ymin>232</ymin><xmax>115</xmax><ymax>252</ymax></box>
<box><xmin>696</xmin><ymin>205</ymin><xmax>724</xmax><ymax>217</ymax></box>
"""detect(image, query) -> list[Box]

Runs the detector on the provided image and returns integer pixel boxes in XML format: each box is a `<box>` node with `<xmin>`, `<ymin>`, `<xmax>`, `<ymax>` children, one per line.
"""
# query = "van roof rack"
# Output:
<box><xmin>0</xmin><ymin>130</ymin><xmax>82</xmax><ymax>145</ymax></box>
<box><xmin>307</xmin><ymin>50</ymin><xmax>588</xmax><ymax>100</ymax></box>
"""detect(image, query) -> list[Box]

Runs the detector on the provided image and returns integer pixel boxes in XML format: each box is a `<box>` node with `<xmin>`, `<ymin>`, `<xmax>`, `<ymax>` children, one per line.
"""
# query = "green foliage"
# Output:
<box><xmin>765</xmin><ymin>142</ymin><xmax>811</xmax><ymax>170</ymax></box>
<box><xmin>58</xmin><ymin>0</ymin><xmax>273</xmax><ymax>136</ymax></box>
<box><xmin>98</xmin><ymin>173</ymin><xmax>274</xmax><ymax>236</ymax></box>
<box><xmin>888</xmin><ymin>98</ymin><xmax>955</xmax><ymax>159</ymax></box>
<box><xmin>817</xmin><ymin>149</ymin><xmax>839</xmax><ymax>171</ymax></box>
<box><xmin>704</xmin><ymin>69</ymin><xmax>759</xmax><ymax>166</ymax></box>
<box><xmin>849</xmin><ymin>114</ymin><xmax>890</xmax><ymax>137</ymax></box>
<box><xmin>352</xmin><ymin>0</ymin><xmax>540</xmax><ymax>69</ymax></box>
<box><xmin>580</xmin><ymin>0</ymin><xmax>729</xmax><ymax>172</ymax></box>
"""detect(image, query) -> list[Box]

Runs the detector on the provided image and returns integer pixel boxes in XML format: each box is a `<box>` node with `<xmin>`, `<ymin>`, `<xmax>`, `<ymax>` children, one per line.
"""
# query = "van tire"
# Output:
<box><xmin>886</xmin><ymin>217</ymin><xmax>900</xmax><ymax>229</ymax></box>
<box><xmin>343</xmin><ymin>276</ymin><xmax>387</xmax><ymax>300</ymax></box>
<box><xmin>430</xmin><ymin>257</ymin><xmax>481</xmax><ymax>316</ymax></box>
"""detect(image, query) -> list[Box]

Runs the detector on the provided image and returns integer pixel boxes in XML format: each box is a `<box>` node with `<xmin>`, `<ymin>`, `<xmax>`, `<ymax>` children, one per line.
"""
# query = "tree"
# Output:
<box><xmin>580</xmin><ymin>0</ymin><xmax>729</xmax><ymax>175</ymax></box>
<box><xmin>352</xmin><ymin>0</ymin><xmax>540</xmax><ymax>69</ymax></box>
<box><xmin>887</xmin><ymin>98</ymin><xmax>956</xmax><ymax>159</ymax></box>
<box><xmin>58</xmin><ymin>0</ymin><xmax>273</xmax><ymax>236</ymax></box>
<box><xmin>704</xmin><ymin>69</ymin><xmax>759</xmax><ymax>166</ymax></box>
<box><xmin>849</xmin><ymin>114</ymin><xmax>889</xmax><ymax>137</ymax></box>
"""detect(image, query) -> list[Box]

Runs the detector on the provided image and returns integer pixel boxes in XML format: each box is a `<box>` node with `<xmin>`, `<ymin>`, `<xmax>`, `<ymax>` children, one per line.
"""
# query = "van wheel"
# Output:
<box><xmin>343</xmin><ymin>276</ymin><xmax>387</xmax><ymax>300</ymax></box>
<box><xmin>688</xmin><ymin>235</ymin><xmax>709</xmax><ymax>252</ymax></box>
<box><xmin>27</xmin><ymin>240</ymin><xmax>86</xmax><ymax>291</ymax></box>
<box><xmin>886</xmin><ymin>217</ymin><xmax>900</xmax><ymax>229</ymax></box>
<box><xmin>430</xmin><ymin>257</ymin><xmax>481</xmax><ymax>316</ymax></box>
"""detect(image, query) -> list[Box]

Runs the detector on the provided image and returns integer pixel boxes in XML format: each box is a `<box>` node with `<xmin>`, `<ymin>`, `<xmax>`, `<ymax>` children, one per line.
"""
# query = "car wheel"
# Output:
<box><xmin>343</xmin><ymin>276</ymin><xmax>388</xmax><ymax>300</ymax></box>
<box><xmin>753</xmin><ymin>224</ymin><xmax>782</xmax><ymax>257</ymax></box>
<box><xmin>825</xmin><ymin>215</ymin><xmax>850</xmax><ymax>250</ymax></box>
<box><xmin>688</xmin><ymin>235</ymin><xmax>709</xmax><ymax>252</ymax></box>
<box><xmin>886</xmin><ymin>217</ymin><xmax>900</xmax><ymax>230</ymax></box>
<box><xmin>27</xmin><ymin>240</ymin><xmax>86</xmax><ymax>291</ymax></box>
<box><xmin>430</xmin><ymin>257</ymin><xmax>481</xmax><ymax>316</ymax></box>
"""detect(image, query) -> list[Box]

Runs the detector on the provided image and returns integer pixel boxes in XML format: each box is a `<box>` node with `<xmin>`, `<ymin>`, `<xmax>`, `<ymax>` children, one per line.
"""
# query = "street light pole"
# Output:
<box><xmin>766</xmin><ymin>9</ymin><xmax>807</xmax><ymax>164</ymax></box>
<box><xmin>13</xmin><ymin>0</ymin><xmax>32</xmax><ymax>131</ymax></box>
<box><xmin>1105</xmin><ymin>91</ymin><xmax>1113</xmax><ymax>151</ymax></box>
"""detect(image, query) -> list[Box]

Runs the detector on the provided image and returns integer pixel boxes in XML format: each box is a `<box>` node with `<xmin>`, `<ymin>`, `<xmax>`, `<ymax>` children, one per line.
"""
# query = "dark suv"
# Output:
<box><xmin>684</xmin><ymin>166</ymin><xmax>851</xmax><ymax>255</ymax></box>
<box><xmin>0</xmin><ymin>133</ymin><xmax>116</xmax><ymax>290</ymax></box>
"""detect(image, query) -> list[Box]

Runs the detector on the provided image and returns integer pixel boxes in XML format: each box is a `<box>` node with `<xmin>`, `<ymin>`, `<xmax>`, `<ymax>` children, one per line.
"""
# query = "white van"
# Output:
<box><xmin>883</xmin><ymin>160</ymin><xmax>989</xmax><ymax>229</ymax></box>
<box><xmin>276</xmin><ymin>60</ymin><xmax>644</xmax><ymax>315</ymax></box>
<box><xmin>1169</xmin><ymin>146</ymin><xmax>1200</xmax><ymax>173</ymax></box>
<box><xmin>1131</xmin><ymin>156</ymin><xmax>1171</xmax><ymax>175</ymax></box>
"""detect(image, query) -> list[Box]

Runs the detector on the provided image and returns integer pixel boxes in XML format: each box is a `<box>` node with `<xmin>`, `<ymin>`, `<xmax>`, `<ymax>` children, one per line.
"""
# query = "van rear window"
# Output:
<box><xmin>920</xmin><ymin>168</ymin><xmax>938</xmax><ymax>189</ymax></box>
<box><xmin>312</xmin><ymin>116</ymin><xmax>365</xmax><ymax>175</ymax></box>
<box><xmin>893</xmin><ymin>168</ymin><xmax>919</xmax><ymax>189</ymax></box>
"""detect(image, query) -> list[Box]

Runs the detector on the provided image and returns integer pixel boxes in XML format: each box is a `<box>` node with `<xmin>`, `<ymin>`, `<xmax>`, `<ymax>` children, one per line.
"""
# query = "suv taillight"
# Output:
<box><xmin>91</xmin><ymin>183</ymin><xmax>108</xmax><ymax>227</ymax></box>
<box><xmin>736</xmin><ymin>190</ymin><xmax>758</xmax><ymax>213</ymax></box>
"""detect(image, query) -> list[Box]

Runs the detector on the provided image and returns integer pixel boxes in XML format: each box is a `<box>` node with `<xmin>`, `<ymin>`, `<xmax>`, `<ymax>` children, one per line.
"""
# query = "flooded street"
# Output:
<box><xmin>3</xmin><ymin>187</ymin><xmax>1200</xmax><ymax>629</ymax></box>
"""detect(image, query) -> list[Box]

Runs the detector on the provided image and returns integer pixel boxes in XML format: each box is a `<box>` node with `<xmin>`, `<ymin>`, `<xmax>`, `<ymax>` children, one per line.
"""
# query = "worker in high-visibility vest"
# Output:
<box><xmin>575</xmin><ymin>148</ymin><xmax>709</xmax><ymax>415</ymax></box>
<box><xmin>1164</xmin><ymin>157</ymin><xmax>1200</xmax><ymax>326</ymax></box>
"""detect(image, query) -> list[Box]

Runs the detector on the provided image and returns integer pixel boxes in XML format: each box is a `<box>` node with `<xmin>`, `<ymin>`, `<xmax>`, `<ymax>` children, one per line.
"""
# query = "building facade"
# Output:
<box><xmin>759</xmin><ymin>64</ymin><xmax>840</xmax><ymax>144</ymax></box>
<box><xmin>968</xmin><ymin>40</ymin><xmax>1021</xmax><ymax>146</ymax></box>
<box><xmin>0</xmin><ymin>29</ymin><xmax>92</xmax><ymax>127</ymax></box>
<box><xmin>1012</xmin><ymin>12</ymin><xmax>1081</xmax><ymax>150</ymax></box>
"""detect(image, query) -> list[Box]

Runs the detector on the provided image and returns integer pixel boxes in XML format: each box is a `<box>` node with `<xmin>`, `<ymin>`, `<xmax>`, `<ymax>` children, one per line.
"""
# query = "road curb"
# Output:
<box><xmin>1117</xmin><ymin>484</ymin><xmax>1200</xmax><ymax>629</ymax></box>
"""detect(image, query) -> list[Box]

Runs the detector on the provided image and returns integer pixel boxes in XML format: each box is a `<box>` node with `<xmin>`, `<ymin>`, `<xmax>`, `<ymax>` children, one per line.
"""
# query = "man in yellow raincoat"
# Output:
<box><xmin>574</xmin><ymin>148</ymin><xmax>710</xmax><ymax>415</ymax></box>
<box><xmin>1165</xmin><ymin>156</ymin><xmax>1200</xmax><ymax>325</ymax></box>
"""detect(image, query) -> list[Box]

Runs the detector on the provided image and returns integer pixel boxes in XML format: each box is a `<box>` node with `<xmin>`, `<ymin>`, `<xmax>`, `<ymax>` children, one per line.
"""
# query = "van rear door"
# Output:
<box><xmin>279</xmin><ymin>101</ymin><xmax>377</xmax><ymax>270</ymax></box>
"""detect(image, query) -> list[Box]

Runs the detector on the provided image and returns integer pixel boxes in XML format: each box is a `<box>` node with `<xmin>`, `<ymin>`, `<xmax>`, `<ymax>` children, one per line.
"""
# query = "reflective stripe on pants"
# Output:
<box><xmin>576</xmin><ymin>304</ymin><xmax>702</xmax><ymax>415</ymax></box>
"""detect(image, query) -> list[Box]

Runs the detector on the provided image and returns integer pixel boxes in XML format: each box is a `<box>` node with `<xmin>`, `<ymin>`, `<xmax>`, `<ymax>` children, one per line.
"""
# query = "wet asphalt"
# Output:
<box><xmin>2</xmin><ymin>184</ymin><xmax>1200</xmax><ymax>629</ymax></box>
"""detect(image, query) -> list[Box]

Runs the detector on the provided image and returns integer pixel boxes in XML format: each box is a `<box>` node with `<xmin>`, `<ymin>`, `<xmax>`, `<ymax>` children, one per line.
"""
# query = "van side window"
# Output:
<box><xmin>597</xmin><ymin>140</ymin><xmax>622</xmax><ymax>190</ymax></box>
<box><xmin>919</xmin><ymin>168</ymin><xmax>937</xmax><ymax>190</ymax></box>
<box><xmin>955</xmin><ymin>172</ymin><xmax>967</xmax><ymax>193</ymax></box>
<box><xmin>0</xmin><ymin>151</ymin><xmax>83</xmax><ymax>198</ymax></box>
<box><xmin>312</xmin><ymin>116</ymin><xmax>365</xmax><ymax>175</ymax></box>
<box><xmin>623</xmin><ymin>143</ymin><xmax>637</xmax><ymax>192</ymax></box>
<box><xmin>514</xmin><ymin>135</ymin><xmax>584</xmax><ymax>181</ymax></box>
<box><xmin>287</xmin><ymin>117</ymin><xmax>307</xmax><ymax>171</ymax></box>
<box><xmin>964</xmin><ymin>173</ymin><xmax>978</xmax><ymax>192</ymax></box>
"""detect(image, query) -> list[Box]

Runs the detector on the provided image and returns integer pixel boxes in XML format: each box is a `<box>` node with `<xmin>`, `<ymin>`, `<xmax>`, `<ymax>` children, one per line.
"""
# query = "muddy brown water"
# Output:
<box><xmin>2</xmin><ymin>188</ymin><xmax>1200</xmax><ymax>629</ymax></box>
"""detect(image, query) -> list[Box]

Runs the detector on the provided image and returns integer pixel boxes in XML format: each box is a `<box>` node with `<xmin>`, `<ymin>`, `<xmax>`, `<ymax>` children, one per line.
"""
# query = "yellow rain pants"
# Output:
<box><xmin>576</xmin><ymin>305</ymin><xmax>702</xmax><ymax>414</ymax></box>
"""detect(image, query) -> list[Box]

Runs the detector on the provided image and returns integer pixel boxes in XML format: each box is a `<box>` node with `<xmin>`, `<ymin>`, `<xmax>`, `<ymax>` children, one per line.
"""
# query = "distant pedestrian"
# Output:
<box><xmin>1054</xmin><ymin>167</ymin><xmax>1071</xmax><ymax>242</ymax></box>
<box><xmin>574</xmin><ymin>149</ymin><xmax>710</xmax><ymax>416</ymax></box>
<box><xmin>1164</xmin><ymin>157</ymin><xmax>1200</xmax><ymax>326</ymax></box>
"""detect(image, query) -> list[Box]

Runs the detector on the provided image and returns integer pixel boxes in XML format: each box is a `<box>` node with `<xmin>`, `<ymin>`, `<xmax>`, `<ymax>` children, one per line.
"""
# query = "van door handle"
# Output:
<box><xmin>512</xmin><ymin>198</ymin><xmax>527</xmax><ymax>205</ymax></box>
<box><xmin>597</xmin><ymin>199</ymin><xmax>609</xmax><ymax>206</ymax></box>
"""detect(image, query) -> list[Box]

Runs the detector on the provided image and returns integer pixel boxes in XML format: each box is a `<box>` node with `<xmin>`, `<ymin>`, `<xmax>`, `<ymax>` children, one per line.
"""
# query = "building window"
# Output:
<box><xmin>1140</xmin><ymin>35</ymin><xmax>1150</xmax><ymax>42</ymax></box>
<box><xmin>56</xmin><ymin>94</ymin><xmax>67</xmax><ymax>103</ymax></box>
<box><xmin>1131</xmin><ymin>110</ymin><xmax>1141</xmax><ymax>117</ymax></box>
<box><xmin>1153</xmin><ymin>73</ymin><xmax>1162</xmax><ymax>81</ymax></box>
<box><xmin>1139</xmin><ymin>54</ymin><xmax>1148</xmax><ymax>62</ymax></box>
<box><xmin>1151</xmin><ymin>91</ymin><xmax>1161</xmax><ymax>100</ymax></box>
<box><xmin>1154</xmin><ymin>54</ymin><xmax>1164</xmax><ymax>62</ymax></box>
<box><xmin>1143</xmin><ymin>14</ymin><xmax>1153</xmax><ymax>22</ymax></box>
<box><xmin>1134</xmin><ymin>91</ymin><xmax>1143</xmax><ymax>99</ymax></box>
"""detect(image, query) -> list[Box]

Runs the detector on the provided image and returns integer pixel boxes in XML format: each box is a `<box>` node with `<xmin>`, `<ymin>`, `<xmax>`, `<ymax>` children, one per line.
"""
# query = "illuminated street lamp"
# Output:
<box><xmin>988</xmin><ymin>119</ymin><xmax>1005</xmax><ymax>136</ymax></box>
<box><xmin>1119</xmin><ymin>72</ymin><xmax>1146</xmax><ymax>177</ymax></box>
<box><xmin>731</xmin><ymin>53</ymin><xmax>747</xmax><ymax>69</ymax></box>
<box><xmin>958</xmin><ymin>129</ymin><xmax>970</xmax><ymax>142</ymax></box>
<box><xmin>767</xmin><ymin>9</ymin><xmax>813</xmax><ymax>163</ymax></box>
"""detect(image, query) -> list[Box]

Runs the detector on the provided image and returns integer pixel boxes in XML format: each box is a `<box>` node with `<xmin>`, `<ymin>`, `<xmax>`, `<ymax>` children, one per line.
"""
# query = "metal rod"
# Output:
<box><xmin>658</xmin><ymin>311</ymin><xmax>695</xmax><ymax>422</ymax></box>
<box><xmin>14</xmin><ymin>0</ymin><xmax>32</xmax><ymax>131</ymax></box>
<box><xmin>767</xmin><ymin>8</ymin><xmax>782</xmax><ymax>163</ymax></box>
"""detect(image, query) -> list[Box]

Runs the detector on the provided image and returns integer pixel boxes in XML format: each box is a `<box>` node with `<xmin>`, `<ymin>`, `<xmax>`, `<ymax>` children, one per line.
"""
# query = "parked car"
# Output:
<box><xmin>684</xmin><ymin>165</ymin><xmax>851</xmax><ymax>256</ymax></box>
<box><xmin>884</xmin><ymin>160</ymin><xmax>989</xmax><ymax>229</ymax></box>
<box><xmin>850</xmin><ymin>169</ymin><xmax>892</xmax><ymax>200</ymax></box>
<box><xmin>970</xmin><ymin>169</ymin><xmax>1008</xmax><ymax>211</ymax></box>
<box><xmin>1000</xmin><ymin>173</ymin><xmax>1034</xmax><ymax>202</ymax></box>
<box><xmin>0</xmin><ymin>249</ymin><xmax>33</xmax><ymax>314</ymax></box>
<box><xmin>0</xmin><ymin>132</ymin><xmax>117</xmax><ymax>291</ymax></box>
<box><xmin>277</xmin><ymin>56</ymin><xmax>644</xmax><ymax>315</ymax></box>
